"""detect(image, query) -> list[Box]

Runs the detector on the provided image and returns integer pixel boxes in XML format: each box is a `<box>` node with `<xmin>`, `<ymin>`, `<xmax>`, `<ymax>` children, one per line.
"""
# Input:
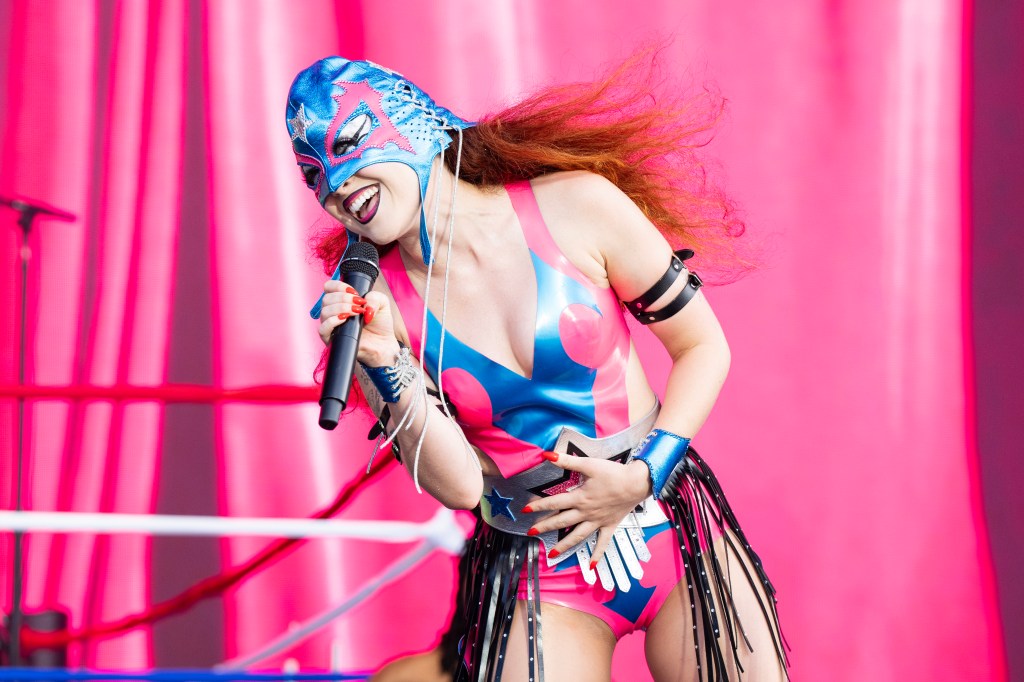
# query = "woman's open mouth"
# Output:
<box><xmin>342</xmin><ymin>183</ymin><xmax>380</xmax><ymax>224</ymax></box>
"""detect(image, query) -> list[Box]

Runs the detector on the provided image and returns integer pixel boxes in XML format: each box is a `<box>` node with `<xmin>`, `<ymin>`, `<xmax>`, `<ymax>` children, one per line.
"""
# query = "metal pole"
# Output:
<box><xmin>1</xmin><ymin>197</ymin><xmax>75</xmax><ymax>665</ymax></box>
<box><xmin>9</xmin><ymin>210</ymin><xmax>33</xmax><ymax>666</ymax></box>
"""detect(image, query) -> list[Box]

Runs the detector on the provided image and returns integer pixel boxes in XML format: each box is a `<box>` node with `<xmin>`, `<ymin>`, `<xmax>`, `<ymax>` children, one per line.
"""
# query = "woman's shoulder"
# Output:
<box><xmin>530</xmin><ymin>171</ymin><xmax>639</xmax><ymax>222</ymax></box>
<box><xmin>526</xmin><ymin>171</ymin><xmax>640</xmax><ymax>286</ymax></box>
<box><xmin>531</xmin><ymin>170</ymin><xmax>618</xmax><ymax>200</ymax></box>
<box><xmin>528</xmin><ymin>170</ymin><xmax>672</xmax><ymax>290</ymax></box>
<box><xmin>531</xmin><ymin>171</ymin><xmax>648</xmax><ymax>239</ymax></box>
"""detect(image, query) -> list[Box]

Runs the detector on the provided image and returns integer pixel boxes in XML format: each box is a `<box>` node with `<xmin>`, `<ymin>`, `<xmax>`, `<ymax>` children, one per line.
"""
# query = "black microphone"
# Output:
<box><xmin>319</xmin><ymin>242</ymin><xmax>380</xmax><ymax>430</ymax></box>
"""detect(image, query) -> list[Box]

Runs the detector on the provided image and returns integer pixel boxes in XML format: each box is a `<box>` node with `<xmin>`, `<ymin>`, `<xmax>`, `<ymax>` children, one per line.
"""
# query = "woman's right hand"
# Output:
<box><xmin>318</xmin><ymin>280</ymin><xmax>401</xmax><ymax>366</ymax></box>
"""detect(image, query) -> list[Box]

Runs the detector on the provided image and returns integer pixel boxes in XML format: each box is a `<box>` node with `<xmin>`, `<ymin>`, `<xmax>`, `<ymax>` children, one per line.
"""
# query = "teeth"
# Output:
<box><xmin>349</xmin><ymin>185</ymin><xmax>378</xmax><ymax>213</ymax></box>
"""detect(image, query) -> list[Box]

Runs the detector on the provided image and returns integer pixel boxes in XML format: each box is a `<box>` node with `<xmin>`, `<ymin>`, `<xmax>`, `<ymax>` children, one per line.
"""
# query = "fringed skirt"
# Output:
<box><xmin>446</xmin><ymin>447</ymin><xmax>789</xmax><ymax>682</ymax></box>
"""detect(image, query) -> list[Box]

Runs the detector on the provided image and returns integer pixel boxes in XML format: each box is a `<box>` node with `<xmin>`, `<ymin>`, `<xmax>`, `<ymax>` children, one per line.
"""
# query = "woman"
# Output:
<box><xmin>287</xmin><ymin>56</ymin><xmax>788</xmax><ymax>682</ymax></box>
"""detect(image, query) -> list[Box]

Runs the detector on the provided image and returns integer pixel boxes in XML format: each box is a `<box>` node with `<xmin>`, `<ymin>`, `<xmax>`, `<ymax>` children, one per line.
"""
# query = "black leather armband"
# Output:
<box><xmin>365</xmin><ymin>387</ymin><xmax>459</xmax><ymax>464</ymax></box>
<box><xmin>426</xmin><ymin>386</ymin><xmax>459</xmax><ymax>419</ymax></box>
<box><xmin>367</xmin><ymin>404</ymin><xmax>393</xmax><ymax>442</ymax></box>
<box><xmin>624</xmin><ymin>249</ymin><xmax>704</xmax><ymax>325</ymax></box>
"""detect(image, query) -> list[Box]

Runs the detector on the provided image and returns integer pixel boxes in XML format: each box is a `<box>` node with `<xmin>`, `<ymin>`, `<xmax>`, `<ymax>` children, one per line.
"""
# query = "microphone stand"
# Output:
<box><xmin>1</xmin><ymin>196</ymin><xmax>76</xmax><ymax>665</ymax></box>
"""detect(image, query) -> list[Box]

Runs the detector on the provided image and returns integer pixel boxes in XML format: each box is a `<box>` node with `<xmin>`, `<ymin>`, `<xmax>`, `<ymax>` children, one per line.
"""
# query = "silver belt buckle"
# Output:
<box><xmin>480</xmin><ymin>405</ymin><xmax>664</xmax><ymax>593</ymax></box>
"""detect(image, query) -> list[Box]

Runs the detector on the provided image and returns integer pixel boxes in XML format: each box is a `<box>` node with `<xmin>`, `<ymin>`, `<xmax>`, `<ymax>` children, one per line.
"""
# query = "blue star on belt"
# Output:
<box><xmin>483</xmin><ymin>486</ymin><xmax>516</xmax><ymax>521</ymax></box>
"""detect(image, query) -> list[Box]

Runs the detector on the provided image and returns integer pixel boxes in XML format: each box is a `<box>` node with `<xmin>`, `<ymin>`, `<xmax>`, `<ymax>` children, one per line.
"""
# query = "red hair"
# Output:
<box><xmin>313</xmin><ymin>52</ymin><xmax>751</xmax><ymax>281</ymax></box>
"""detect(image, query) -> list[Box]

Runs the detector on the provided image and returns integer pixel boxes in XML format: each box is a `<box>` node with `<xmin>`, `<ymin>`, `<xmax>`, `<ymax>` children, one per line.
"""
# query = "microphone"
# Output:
<box><xmin>318</xmin><ymin>242</ymin><xmax>380</xmax><ymax>430</ymax></box>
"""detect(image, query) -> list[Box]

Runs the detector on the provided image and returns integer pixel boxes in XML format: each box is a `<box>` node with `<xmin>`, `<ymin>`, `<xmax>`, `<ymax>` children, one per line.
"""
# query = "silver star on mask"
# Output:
<box><xmin>288</xmin><ymin>103</ymin><xmax>314</xmax><ymax>144</ymax></box>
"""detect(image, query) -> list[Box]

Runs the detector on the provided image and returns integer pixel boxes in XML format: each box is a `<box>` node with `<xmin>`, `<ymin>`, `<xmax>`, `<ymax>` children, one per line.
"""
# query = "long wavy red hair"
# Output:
<box><xmin>312</xmin><ymin>50</ymin><xmax>751</xmax><ymax>282</ymax></box>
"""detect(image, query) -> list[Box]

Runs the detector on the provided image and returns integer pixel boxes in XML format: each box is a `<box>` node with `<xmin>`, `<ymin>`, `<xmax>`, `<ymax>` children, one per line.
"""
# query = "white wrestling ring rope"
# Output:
<box><xmin>0</xmin><ymin>377</ymin><xmax>470</xmax><ymax>670</ymax></box>
<box><xmin>2</xmin><ymin>506</ymin><xmax>466</xmax><ymax>669</ymax></box>
<box><xmin>0</xmin><ymin>506</ymin><xmax>466</xmax><ymax>553</ymax></box>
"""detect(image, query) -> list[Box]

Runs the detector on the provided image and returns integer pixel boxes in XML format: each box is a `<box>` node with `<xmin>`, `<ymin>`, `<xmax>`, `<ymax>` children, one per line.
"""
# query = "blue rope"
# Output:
<box><xmin>0</xmin><ymin>670</ymin><xmax>369</xmax><ymax>681</ymax></box>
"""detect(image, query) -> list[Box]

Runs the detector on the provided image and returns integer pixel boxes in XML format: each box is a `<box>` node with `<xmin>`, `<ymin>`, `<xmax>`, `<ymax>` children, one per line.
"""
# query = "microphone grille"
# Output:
<box><xmin>339</xmin><ymin>242</ymin><xmax>380</xmax><ymax>282</ymax></box>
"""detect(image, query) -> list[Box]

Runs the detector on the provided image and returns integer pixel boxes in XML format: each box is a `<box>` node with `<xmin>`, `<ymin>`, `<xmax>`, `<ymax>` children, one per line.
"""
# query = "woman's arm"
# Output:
<box><xmin>595</xmin><ymin>183</ymin><xmax>732</xmax><ymax>442</ymax></box>
<box><xmin>319</xmin><ymin>278</ymin><xmax>484</xmax><ymax>509</ymax></box>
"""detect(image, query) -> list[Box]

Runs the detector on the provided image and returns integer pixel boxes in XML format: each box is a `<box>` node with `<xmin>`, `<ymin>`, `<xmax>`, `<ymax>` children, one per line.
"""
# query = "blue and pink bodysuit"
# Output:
<box><xmin>381</xmin><ymin>181</ymin><xmax>784</xmax><ymax>679</ymax></box>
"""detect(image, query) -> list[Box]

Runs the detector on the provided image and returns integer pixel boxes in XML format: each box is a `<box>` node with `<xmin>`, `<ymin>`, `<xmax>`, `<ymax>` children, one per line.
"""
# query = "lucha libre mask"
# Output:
<box><xmin>286</xmin><ymin>57</ymin><xmax>473</xmax><ymax>273</ymax></box>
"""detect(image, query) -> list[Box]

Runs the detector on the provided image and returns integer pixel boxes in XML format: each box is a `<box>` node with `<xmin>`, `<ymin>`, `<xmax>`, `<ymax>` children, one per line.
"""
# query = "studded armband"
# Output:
<box><xmin>630</xmin><ymin>429</ymin><xmax>692</xmax><ymax>499</ymax></box>
<box><xmin>624</xmin><ymin>249</ymin><xmax>703</xmax><ymax>325</ymax></box>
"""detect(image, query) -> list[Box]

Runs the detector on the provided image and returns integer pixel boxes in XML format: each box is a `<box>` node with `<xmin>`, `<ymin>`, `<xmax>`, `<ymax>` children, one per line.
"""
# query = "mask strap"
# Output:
<box><xmin>374</xmin><ymin>169</ymin><xmax>443</xmax><ymax>482</ymax></box>
<box><xmin>434</xmin><ymin>128</ymin><xmax>479</xmax><ymax>469</ymax></box>
<box><xmin>406</xmin><ymin>155</ymin><xmax>449</xmax><ymax>492</ymax></box>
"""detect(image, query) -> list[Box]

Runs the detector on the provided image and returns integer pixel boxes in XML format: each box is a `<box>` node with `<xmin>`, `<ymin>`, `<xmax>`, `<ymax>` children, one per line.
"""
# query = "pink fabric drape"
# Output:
<box><xmin>1</xmin><ymin>0</ymin><xmax>187</xmax><ymax>668</ymax></box>
<box><xmin>0</xmin><ymin>1</ymin><xmax>1006</xmax><ymax>680</ymax></box>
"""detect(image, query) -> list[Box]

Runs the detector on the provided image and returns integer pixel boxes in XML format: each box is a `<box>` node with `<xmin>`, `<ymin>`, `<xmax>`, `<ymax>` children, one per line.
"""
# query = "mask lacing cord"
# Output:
<box><xmin>376</xmin><ymin>84</ymin><xmax>477</xmax><ymax>490</ymax></box>
<box><xmin>391</xmin><ymin>80</ymin><xmax>453</xmax><ymax>129</ymax></box>
<box><xmin>433</xmin><ymin>127</ymin><xmax>480</xmax><ymax>470</ymax></box>
<box><xmin>372</xmin><ymin>153</ymin><xmax>446</xmax><ymax>482</ymax></box>
<box><xmin>406</xmin><ymin>159</ymin><xmax>449</xmax><ymax>492</ymax></box>
<box><xmin>372</xmin><ymin>364</ymin><xmax>425</xmax><ymax>473</ymax></box>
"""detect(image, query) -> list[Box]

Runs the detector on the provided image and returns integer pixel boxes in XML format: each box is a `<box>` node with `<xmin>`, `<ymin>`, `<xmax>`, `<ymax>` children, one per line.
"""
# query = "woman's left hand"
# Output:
<box><xmin>522</xmin><ymin>452</ymin><xmax>652</xmax><ymax>565</ymax></box>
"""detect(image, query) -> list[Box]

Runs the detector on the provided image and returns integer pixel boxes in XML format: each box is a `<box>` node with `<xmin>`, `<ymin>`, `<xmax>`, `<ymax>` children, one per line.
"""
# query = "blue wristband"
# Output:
<box><xmin>360</xmin><ymin>345</ymin><xmax>417</xmax><ymax>403</ymax></box>
<box><xmin>631</xmin><ymin>429</ymin><xmax>692</xmax><ymax>498</ymax></box>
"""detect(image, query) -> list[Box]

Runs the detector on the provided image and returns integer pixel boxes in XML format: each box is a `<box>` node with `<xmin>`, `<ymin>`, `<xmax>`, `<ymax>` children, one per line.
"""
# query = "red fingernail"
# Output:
<box><xmin>337</xmin><ymin>312</ymin><xmax>350</xmax><ymax>320</ymax></box>
<box><xmin>547</xmin><ymin>548</ymin><xmax>560</xmax><ymax>559</ymax></box>
<box><xmin>589</xmin><ymin>560</ymin><xmax>598</xmax><ymax>571</ymax></box>
<box><xmin>363</xmin><ymin>306</ymin><xmax>375</xmax><ymax>325</ymax></box>
<box><xmin>352</xmin><ymin>305</ymin><xmax>365</xmax><ymax>314</ymax></box>
<box><xmin>542</xmin><ymin>451</ymin><xmax>559</xmax><ymax>462</ymax></box>
<box><xmin>527</xmin><ymin>528</ymin><xmax>539</xmax><ymax>537</ymax></box>
<box><xmin>352</xmin><ymin>296</ymin><xmax>366</xmax><ymax>305</ymax></box>
<box><xmin>345</xmin><ymin>286</ymin><xmax>356</xmax><ymax>294</ymax></box>
<box><xmin>521</xmin><ymin>505</ymin><xmax>534</xmax><ymax>514</ymax></box>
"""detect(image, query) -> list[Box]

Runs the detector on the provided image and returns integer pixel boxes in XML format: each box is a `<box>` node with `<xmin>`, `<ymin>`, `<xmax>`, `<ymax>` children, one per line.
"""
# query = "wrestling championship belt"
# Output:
<box><xmin>480</xmin><ymin>406</ymin><xmax>667</xmax><ymax>593</ymax></box>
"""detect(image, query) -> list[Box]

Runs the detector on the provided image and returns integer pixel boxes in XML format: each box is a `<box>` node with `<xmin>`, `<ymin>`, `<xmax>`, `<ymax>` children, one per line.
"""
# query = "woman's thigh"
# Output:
<box><xmin>644</xmin><ymin>529</ymin><xmax>787</xmax><ymax>682</ymax></box>
<box><xmin>499</xmin><ymin>599</ymin><xmax>617</xmax><ymax>682</ymax></box>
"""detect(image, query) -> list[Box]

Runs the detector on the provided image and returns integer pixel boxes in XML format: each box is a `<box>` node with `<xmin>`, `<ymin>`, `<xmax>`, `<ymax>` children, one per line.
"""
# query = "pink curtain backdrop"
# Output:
<box><xmin>0</xmin><ymin>1</ymin><xmax>1008</xmax><ymax>681</ymax></box>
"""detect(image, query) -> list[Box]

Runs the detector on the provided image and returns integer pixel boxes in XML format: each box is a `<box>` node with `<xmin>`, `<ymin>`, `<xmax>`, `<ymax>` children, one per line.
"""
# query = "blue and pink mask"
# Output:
<box><xmin>286</xmin><ymin>57</ymin><xmax>473</xmax><ymax>278</ymax></box>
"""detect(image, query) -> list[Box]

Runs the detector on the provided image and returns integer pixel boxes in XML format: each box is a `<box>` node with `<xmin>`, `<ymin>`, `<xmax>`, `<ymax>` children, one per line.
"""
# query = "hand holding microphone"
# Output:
<box><xmin>317</xmin><ymin>242</ymin><xmax>381</xmax><ymax>430</ymax></box>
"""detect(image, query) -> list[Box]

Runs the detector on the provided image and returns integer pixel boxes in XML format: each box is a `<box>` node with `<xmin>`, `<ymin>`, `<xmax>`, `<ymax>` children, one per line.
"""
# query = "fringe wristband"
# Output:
<box><xmin>360</xmin><ymin>345</ymin><xmax>417</xmax><ymax>403</ymax></box>
<box><xmin>631</xmin><ymin>429</ymin><xmax>692</xmax><ymax>499</ymax></box>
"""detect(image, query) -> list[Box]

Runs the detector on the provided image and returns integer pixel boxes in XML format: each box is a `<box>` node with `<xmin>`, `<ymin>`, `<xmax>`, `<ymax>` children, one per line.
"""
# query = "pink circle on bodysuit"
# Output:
<box><xmin>438</xmin><ymin>367</ymin><xmax>493</xmax><ymax>427</ymax></box>
<box><xmin>558</xmin><ymin>303</ymin><xmax>616</xmax><ymax>369</ymax></box>
<box><xmin>438</xmin><ymin>366</ymin><xmax>546</xmax><ymax>476</ymax></box>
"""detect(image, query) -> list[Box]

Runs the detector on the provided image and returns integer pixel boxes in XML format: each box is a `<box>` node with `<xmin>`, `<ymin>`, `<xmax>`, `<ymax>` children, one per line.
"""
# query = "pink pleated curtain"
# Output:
<box><xmin>0</xmin><ymin>1</ymin><xmax>1009</xmax><ymax>680</ymax></box>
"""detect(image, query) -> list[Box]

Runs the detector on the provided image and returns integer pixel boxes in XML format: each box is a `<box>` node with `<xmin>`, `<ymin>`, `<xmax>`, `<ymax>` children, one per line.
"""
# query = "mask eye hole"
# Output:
<box><xmin>300</xmin><ymin>164</ymin><xmax>321</xmax><ymax>189</ymax></box>
<box><xmin>333</xmin><ymin>113</ymin><xmax>373</xmax><ymax>156</ymax></box>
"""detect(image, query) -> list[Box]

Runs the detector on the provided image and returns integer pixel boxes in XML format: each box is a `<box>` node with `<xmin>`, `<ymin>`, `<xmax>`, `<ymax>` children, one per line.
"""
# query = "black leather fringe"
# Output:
<box><xmin>448</xmin><ymin>447</ymin><xmax>789</xmax><ymax>681</ymax></box>
<box><xmin>450</xmin><ymin>519</ymin><xmax>540</xmax><ymax>682</ymax></box>
<box><xmin>660</xmin><ymin>447</ymin><xmax>790</xmax><ymax>681</ymax></box>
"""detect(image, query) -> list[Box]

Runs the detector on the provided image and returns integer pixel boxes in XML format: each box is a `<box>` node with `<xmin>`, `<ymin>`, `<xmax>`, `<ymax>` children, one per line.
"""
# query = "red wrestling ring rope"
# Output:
<box><xmin>0</xmin><ymin>383</ymin><xmax>320</xmax><ymax>403</ymax></box>
<box><xmin>19</xmin><ymin>451</ymin><xmax>397</xmax><ymax>651</ymax></box>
